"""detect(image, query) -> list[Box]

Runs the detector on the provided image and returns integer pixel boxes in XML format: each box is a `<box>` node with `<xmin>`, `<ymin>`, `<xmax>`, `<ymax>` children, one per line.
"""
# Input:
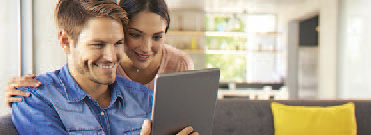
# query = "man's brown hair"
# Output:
<box><xmin>55</xmin><ymin>0</ymin><xmax>128</xmax><ymax>45</ymax></box>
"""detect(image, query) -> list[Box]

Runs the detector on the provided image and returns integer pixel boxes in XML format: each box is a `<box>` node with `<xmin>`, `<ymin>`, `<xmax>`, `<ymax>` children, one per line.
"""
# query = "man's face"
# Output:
<box><xmin>69</xmin><ymin>17</ymin><xmax>124</xmax><ymax>85</ymax></box>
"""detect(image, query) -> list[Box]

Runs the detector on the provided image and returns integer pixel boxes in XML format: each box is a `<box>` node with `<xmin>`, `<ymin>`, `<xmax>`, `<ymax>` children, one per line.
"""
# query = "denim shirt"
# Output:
<box><xmin>12</xmin><ymin>64</ymin><xmax>153</xmax><ymax>135</ymax></box>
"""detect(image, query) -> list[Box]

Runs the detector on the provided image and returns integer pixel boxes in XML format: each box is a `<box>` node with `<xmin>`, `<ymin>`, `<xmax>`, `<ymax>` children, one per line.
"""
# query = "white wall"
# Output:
<box><xmin>338</xmin><ymin>0</ymin><xmax>371</xmax><ymax>99</ymax></box>
<box><xmin>318</xmin><ymin>0</ymin><xmax>339</xmax><ymax>99</ymax></box>
<box><xmin>33</xmin><ymin>0</ymin><xmax>66</xmax><ymax>75</ymax></box>
<box><xmin>279</xmin><ymin>0</ymin><xmax>339</xmax><ymax>99</ymax></box>
<box><xmin>0</xmin><ymin>0</ymin><xmax>66</xmax><ymax>115</ymax></box>
<box><xmin>0</xmin><ymin>0</ymin><xmax>21</xmax><ymax>115</ymax></box>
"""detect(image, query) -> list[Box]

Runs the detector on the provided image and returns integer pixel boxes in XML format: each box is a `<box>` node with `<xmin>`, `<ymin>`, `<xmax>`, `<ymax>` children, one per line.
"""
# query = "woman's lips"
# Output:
<box><xmin>134</xmin><ymin>51</ymin><xmax>151</xmax><ymax>62</ymax></box>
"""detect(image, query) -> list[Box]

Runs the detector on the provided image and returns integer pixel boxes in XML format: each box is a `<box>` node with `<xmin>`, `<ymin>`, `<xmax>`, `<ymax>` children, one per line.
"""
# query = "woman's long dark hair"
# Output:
<box><xmin>119</xmin><ymin>0</ymin><xmax>170</xmax><ymax>33</ymax></box>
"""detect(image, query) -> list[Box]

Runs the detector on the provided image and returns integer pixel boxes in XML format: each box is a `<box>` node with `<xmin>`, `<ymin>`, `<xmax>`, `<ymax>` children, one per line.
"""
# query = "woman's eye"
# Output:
<box><xmin>152</xmin><ymin>35</ymin><xmax>163</xmax><ymax>41</ymax></box>
<box><xmin>129</xmin><ymin>33</ymin><xmax>141</xmax><ymax>38</ymax></box>
<box><xmin>114</xmin><ymin>42</ymin><xmax>124</xmax><ymax>46</ymax></box>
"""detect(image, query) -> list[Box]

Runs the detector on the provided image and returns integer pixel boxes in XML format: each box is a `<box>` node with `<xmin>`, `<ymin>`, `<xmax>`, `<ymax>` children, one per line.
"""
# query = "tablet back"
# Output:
<box><xmin>151</xmin><ymin>68</ymin><xmax>220</xmax><ymax>135</ymax></box>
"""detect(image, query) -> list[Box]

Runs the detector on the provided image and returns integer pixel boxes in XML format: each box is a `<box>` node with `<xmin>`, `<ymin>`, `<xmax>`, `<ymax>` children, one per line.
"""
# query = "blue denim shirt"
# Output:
<box><xmin>12</xmin><ymin>64</ymin><xmax>153</xmax><ymax>135</ymax></box>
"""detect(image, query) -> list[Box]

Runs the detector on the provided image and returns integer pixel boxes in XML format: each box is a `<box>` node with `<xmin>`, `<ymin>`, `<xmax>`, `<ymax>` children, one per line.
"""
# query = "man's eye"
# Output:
<box><xmin>129</xmin><ymin>33</ymin><xmax>140</xmax><ymax>38</ymax></box>
<box><xmin>152</xmin><ymin>35</ymin><xmax>163</xmax><ymax>41</ymax></box>
<box><xmin>90</xmin><ymin>44</ymin><xmax>103</xmax><ymax>47</ymax></box>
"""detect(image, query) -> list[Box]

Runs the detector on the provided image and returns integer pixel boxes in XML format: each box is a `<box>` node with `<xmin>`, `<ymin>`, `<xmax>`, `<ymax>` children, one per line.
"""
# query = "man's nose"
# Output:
<box><xmin>102</xmin><ymin>45</ymin><xmax>117</xmax><ymax>62</ymax></box>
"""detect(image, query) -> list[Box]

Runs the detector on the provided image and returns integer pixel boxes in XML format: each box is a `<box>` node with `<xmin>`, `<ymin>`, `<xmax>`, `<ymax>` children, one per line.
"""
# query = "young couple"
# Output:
<box><xmin>6</xmin><ymin>0</ymin><xmax>196</xmax><ymax>134</ymax></box>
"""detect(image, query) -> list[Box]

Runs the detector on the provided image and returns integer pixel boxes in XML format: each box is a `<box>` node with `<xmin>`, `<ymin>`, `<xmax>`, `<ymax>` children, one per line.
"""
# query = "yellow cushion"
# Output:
<box><xmin>271</xmin><ymin>102</ymin><xmax>357</xmax><ymax>135</ymax></box>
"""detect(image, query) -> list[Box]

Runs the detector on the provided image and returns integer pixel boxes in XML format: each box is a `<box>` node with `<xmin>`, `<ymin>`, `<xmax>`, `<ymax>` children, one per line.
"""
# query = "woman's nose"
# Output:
<box><xmin>140</xmin><ymin>37</ymin><xmax>152</xmax><ymax>53</ymax></box>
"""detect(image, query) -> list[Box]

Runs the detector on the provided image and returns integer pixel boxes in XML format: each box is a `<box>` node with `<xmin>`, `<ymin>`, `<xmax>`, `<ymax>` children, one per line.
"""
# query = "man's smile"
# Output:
<box><xmin>94</xmin><ymin>63</ymin><xmax>116</xmax><ymax>73</ymax></box>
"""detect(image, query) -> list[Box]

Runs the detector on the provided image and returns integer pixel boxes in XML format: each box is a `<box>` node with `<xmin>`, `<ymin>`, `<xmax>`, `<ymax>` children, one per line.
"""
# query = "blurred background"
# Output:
<box><xmin>1</xmin><ymin>0</ymin><xmax>371</xmax><ymax>114</ymax></box>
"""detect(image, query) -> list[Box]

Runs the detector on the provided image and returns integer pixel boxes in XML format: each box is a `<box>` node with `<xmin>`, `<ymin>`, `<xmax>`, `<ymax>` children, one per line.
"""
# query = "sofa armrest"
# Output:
<box><xmin>0</xmin><ymin>114</ymin><xmax>18</xmax><ymax>135</ymax></box>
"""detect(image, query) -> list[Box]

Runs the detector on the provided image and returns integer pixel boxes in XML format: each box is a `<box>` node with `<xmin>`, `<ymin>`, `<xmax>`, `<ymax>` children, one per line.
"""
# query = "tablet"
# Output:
<box><xmin>151</xmin><ymin>68</ymin><xmax>220</xmax><ymax>135</ymax></box>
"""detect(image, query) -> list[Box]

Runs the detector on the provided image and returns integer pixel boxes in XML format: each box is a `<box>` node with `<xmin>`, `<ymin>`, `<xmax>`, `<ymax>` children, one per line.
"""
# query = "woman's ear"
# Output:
<box><xmin>58</xmin><ymin>29</ymin><xmax>71</xmax><ymax>54</ymax></box>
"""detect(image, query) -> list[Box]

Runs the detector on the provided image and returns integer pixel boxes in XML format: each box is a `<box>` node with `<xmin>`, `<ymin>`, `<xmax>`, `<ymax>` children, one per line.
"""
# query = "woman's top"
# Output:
<box><xmin>116</xmin><ymin>44</ymin><xmax>194</xmax><ymax>90</ymax></box>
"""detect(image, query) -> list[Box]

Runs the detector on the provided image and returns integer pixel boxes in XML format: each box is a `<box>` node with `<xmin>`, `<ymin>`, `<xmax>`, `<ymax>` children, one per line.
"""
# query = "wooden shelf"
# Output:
<box><xmin>180</xmin><ymin>49</ymin><xmax>205</xmax><ymax>53</ymax></box>
<box><xmin>206</xmin><ymin>50</ymin><xmax>248</xmax><ymax>55</ymax></box>
<box><xmin>205</xmin><ymin>50</ymin><xmax>281</xmax><ymax>54</ymax></box>
<box><xmin>205</xmin><ymin>31</ymin><xmax>279</xmax><ymax>37</ymax></box>
<box><xmin>167</xmin><ymin>31</ymin><xmax>205</xmax><ymax>36</ymax></box>
<box><xmin>179</xmin><ymin>49</ymin><xmax>281</xmax><ymax>55</ymax></box>
<box><xmin>167</xmin><ymin>31</ymin><xmax>280</xmax><ymax>37</ymax></box>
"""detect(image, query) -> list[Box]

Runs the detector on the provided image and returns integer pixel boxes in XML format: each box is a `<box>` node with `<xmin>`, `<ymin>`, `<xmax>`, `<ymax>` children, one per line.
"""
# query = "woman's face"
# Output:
<box><xmin>124</xmin><ymin>10</ymin><xmax>167</xmax><ymax>69</ymax></box>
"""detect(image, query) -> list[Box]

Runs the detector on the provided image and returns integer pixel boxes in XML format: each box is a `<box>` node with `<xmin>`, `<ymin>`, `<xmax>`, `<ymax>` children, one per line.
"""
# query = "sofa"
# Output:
<box><xmin>2</xmin><ymin>99</ymin><xmax>371</xmax><ymax>135</ymax></box>
<box><xmin>212</xmin><ymin>99</ymin><xmax>371</xmax><ymax>135</ymax></box>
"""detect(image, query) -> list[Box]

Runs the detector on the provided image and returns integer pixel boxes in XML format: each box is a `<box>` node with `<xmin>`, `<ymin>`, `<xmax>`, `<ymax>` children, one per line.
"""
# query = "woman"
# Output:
<box><xmin>4</xmin><ymin>0</ymin><xmax>194</xmax><ymax>104</ymax></box>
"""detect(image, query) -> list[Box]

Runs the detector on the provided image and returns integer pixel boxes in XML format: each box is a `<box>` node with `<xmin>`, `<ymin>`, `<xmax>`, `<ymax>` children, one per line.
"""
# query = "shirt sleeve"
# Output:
<box><xmin>12</xmin><ymin>88</ymin><xmax>68</xmax><ymax>135</ymax></box>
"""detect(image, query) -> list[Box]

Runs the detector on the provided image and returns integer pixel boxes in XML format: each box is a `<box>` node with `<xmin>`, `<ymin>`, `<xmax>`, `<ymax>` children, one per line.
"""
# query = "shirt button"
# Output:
<box><xmin>101</xmin><ymin>111</ymin><xmax>104</xmax><ymax>116</ymax></box>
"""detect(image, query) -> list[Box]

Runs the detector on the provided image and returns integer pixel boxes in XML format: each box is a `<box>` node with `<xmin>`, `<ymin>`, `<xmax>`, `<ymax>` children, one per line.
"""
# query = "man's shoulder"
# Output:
<box><xmin>36</xmin><ymin>70</ymin><xmax>62</xmax><ymax>85</ymax></box>
<box><xmin>19</xmin><ymin>69</ymin><xmax>64</xmax><ymax>96</ymax></box>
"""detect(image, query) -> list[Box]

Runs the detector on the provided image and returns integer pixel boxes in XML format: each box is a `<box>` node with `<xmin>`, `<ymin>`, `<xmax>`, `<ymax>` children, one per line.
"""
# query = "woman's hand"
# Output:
<box><xmin>4</xmin><ymin>74</ymin><xmax>40</xmax><ymax>108</ymax></box>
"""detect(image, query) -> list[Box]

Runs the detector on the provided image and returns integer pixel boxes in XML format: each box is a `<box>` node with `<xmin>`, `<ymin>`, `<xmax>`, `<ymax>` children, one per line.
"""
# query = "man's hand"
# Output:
<box><xmin>140</xmin><ymin>120</ymin><xmax>151</xmax><ymax>135</ymax></box>
<box><xmin>140</xmin><ymin>120</ymin><xmax>199</xmax><ymax>135</ymax></box>
<box><xmin>4</xmin><ymin>74</ymin><xmax>40</xmax><ymax>108</ymax></box>
<box><xmin>176</xmin><ymin>126</ymin><xmax>199</xmax><ymax>135</ymax></box>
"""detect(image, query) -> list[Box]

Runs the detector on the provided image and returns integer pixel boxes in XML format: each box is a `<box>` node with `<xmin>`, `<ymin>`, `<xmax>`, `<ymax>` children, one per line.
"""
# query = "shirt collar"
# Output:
<box><xmin>59</xmin><ymin>64</ymin><xmax>124</xmax><ymax>103</ymax></box>
<box><xmin>109</xmin><ymin>80</ymin><xmax>124</xmax><ymax>105</ymax></box>
<box><xmin>59</xmin><ymin>64</ymin><xmax>88</xmax><ymax>102</ymax></box>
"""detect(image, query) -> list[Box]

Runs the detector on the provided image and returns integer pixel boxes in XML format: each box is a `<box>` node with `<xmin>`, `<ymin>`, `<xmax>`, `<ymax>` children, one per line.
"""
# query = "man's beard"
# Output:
<box><xmin>75</xmin><ymin>61</ymin><xmax>115</xmax><ymax>85</ymax></box>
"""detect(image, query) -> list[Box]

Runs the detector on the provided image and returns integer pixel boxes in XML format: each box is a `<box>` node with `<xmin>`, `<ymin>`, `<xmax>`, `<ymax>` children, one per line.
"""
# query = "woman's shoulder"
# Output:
<box><xmin>162</xmin><ymin>44</ymin><xmax>191</xmax><ymax>61</ymax></box>
<box><xmin>161</xmin><ymin>44</ymin><xmax>194</xmax><ymax>72</ymax></box>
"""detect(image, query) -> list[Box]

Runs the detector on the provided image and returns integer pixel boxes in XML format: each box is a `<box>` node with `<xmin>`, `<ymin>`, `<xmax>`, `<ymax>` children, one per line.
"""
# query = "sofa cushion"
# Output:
<box><xmin>212</xmin><ymin>100</ymin><xmax>371</xmax><ymax>135</ymax></box>
<box><xmin>271</xmin><ymin>102</ymin><xmax>356</xmax><ymax>135</ymax></box>
<box><xmin>0</xmin><ymin>114</ymin><xmax>18</xmax><ymax>135</ymax></box>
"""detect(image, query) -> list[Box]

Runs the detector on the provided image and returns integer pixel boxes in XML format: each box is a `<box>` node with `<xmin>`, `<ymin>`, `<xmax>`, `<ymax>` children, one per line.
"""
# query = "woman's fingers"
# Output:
<box><xmin>5</xmin><ymin>88</ymin><xmax>30</xmax><ymax>108</ymax></box>
<box><xmin>8</xmin><ymin>77</ymin><xmax>40</xmax><ymax>88</ymax></box>
<box><xmin>5</xmin><ymin>89</ymin><xmax>31</xmax><ymax>97</ymax></box>
<box><xmin>23</xmin><ymin>74</ymin><xmax>36</xmax><ymax>78</ymax></box>
<box><xmin>6</xmin><ymin>97</ymin><xmax>23</xmax><ymax>103</ymax></box>
<box><xmin>4</xmin><ymin>76</ymin><xmax>38</xmax><ymax>108</ymax></box>
<box><xmin>5</xmin><ymin>97</ymin><xmax>23</xmax><ymax>108</ymax></box>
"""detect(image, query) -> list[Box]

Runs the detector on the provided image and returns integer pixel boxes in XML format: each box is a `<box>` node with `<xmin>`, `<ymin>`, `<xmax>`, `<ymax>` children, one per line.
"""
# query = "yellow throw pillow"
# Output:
<box><xmin>271</xmin><ymin>102</ymin><xmax>357</xmax><ymax>135</ymax></box>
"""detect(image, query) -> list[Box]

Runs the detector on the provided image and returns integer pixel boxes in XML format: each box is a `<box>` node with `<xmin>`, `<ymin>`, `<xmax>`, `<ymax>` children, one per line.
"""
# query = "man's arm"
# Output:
<box><xmin>12</xmin><ymin>88</ymin><xmax>68</xmax><ymax>135</ymax></box>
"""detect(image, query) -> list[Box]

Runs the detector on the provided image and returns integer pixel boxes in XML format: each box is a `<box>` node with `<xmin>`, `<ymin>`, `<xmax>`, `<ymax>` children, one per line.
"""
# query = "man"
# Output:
<box><xmin>11</xmin><ymin>0</ymin><xmax>197</xmax><ymax>135</ymax></box>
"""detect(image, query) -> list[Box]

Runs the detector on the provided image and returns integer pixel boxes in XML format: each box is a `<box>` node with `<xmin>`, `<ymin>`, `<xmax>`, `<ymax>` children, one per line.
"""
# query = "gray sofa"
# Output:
<box><xmin>0</xmin><ymin>113</ymin><xmax>16</xmax><ymax>135</ymax></box>
<box><xmin>2</xmin><ymin>99</ymin><xmax>371</xmax><ymax>135</ymax></box>
<box><xmin>212</xmin><ymin>99</ymin><xmax>371</xmax><ymax>135</ymax></box>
